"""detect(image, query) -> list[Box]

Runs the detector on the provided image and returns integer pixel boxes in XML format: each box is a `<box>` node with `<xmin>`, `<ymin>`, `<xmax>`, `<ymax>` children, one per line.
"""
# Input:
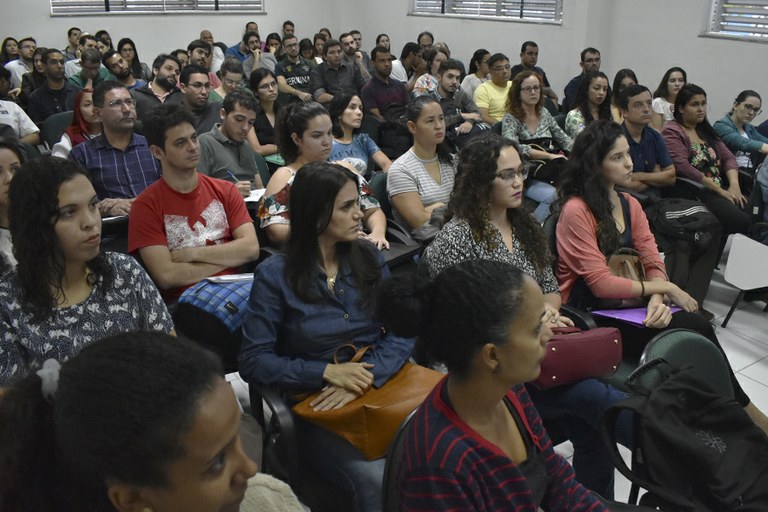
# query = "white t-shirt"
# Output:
<box><xmin>460</xmin><ymin>73</ymin><xmax>488</xmax><ymax>100</ymax></box>
<box><xmin>652</xmin><ymin>97</ymin><xmax>674</xmax><ymax>128</ymax></box>
<box><xmin>390</xmin><ymin>60</ymin><xmax>408</xmax><ymax>83</ymax></box>
<box><xmin>0</xmin><ymin>100</ymin><xmax>39</xmax><ymax>138</ymax></box>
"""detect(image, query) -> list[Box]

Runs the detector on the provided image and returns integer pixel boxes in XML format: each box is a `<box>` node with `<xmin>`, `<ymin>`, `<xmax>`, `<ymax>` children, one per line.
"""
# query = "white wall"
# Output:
<box><xmin>2</xmin><ymin>0</ymin><xmax>767</xmax><ymax>116</ymax></box>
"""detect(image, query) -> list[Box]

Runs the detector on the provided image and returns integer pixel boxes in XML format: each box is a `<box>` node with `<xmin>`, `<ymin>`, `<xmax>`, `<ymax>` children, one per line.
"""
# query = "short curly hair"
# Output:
<box><xmin>505</xmin><ymin>69</ymin><xmax>544</xmax><ymax>121</ymax></box>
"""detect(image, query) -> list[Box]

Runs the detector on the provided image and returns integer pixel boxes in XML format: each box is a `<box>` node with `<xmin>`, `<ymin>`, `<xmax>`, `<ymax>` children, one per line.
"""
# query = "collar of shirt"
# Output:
<box><xmin>148</xmin><ymin>81</ymin><xmax>173</xmax><ymax>102</ymax></box>
<box><xmin>210</xmin><ymin>123</ymin><xmax>242</xmax><ymax>147</ymax></box>
<box><xmin>93</xmin><ymin>131</ymin><xmax>140</xmax><ymax>151</ymax></box>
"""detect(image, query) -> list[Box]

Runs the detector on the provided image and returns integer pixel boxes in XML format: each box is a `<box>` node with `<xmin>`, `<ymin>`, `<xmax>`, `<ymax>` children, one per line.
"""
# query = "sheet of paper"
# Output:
<box><xmin>244</xmin><ymin>188</ymin><xmax>266</xmax><ymax>203</ymax></box>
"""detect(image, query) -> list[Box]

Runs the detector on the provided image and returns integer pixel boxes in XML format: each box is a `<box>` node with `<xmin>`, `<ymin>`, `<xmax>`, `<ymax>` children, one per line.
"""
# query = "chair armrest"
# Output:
<box><xmin>249</xmin><ymin>383</ymin><xmax>298</xmax><ymax>482</ymax></box>
<box><xmin>560</xmin><ymin>304</ymin><xmax>598</xmax><ymax>330</ymax></box>
<box><xmin>616</xmin><ymin>186</ymin><xmax>651</xmax><ymax>208</ymax></box>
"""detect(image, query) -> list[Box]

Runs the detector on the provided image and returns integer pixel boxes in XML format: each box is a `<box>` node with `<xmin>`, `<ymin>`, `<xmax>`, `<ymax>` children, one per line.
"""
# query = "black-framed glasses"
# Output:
<box><xmin>744</xmin><ymin>104</ymin><xmax>763</xmax><ymax>116</ymax></box>
<box><xmin>521</xmin><ymin>86</ymin><xmax>541</xmax><ymax>94</ymax></box>
<box><xmin>107</xmin><ymin>98</ymin><xmax>136</xmax><ymax>109</ymax></box>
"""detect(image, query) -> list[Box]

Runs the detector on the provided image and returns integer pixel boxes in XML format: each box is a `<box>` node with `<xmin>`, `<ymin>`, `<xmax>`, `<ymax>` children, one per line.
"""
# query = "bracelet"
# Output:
<box><xmin>639</xmin><ymin>280</ymin><xmax>645</xmax><ymax>297</ymax></box>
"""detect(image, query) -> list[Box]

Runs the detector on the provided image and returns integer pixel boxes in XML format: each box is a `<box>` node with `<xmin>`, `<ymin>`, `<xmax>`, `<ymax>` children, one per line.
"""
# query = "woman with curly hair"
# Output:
<box><xmin>555</xmin><ymin>119</ymin><xmax>768</xmax><ymax>432</ymax></box>
<box><xmin>564</xmin><ymin>71</ymin><xmax>611</xmax><ymax>138</ymax></box>
<box><xmin>0</xmin><ymin>157</ymin><xmax>173</xmax><ymax>386</ymax></box>
<box><xmin>501</xmin><ymin>70</ymin><xmax>572</xmax><ymax>222</ymax></box>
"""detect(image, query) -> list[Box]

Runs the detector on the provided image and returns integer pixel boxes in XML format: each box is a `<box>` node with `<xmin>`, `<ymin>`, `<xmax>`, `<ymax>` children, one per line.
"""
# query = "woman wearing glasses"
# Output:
<box><xmin>501</xmin><ymin>70</ymin><xmax>573</xmax><ymax>222</ymax></box>
<box><xmin>248</xmin><ymin>68</ymin><xmax>283</xmax><ymax>159</ymax></box>
<box><xmin>714</xmin><ymin>90</ymin><xmax>768</xmax><ymax>173</ymax></box>
<box><xmin>209</xmin><ymin>57</ymin><xmax>244</xmax><ymax>103</ymax></box>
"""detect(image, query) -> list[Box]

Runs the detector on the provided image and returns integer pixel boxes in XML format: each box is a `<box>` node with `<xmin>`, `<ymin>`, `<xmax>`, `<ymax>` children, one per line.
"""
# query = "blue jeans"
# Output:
<box><xmin>527</xmin><ymin>379</ymin><xmax>632</xmax><ymax>500</ymax></box>
<box><xmin>297</xmin><ymin>417</ymin><xmax>386</xmax><ymax>512</ymax></box>
<box><xmin>525</xmin><ymin>179</ymin><xmax>557</xmax><ymax>223</ymax></box>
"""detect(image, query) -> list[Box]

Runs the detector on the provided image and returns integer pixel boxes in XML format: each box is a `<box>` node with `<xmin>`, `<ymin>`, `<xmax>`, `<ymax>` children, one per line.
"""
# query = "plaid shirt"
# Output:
<box><xmin>69</xmin><ymin>132</ymin><xmax>161</xmax><ymax>200</ymax></box>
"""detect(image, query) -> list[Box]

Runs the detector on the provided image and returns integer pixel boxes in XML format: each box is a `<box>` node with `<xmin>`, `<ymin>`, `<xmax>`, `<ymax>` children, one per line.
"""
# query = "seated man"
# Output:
<box><xmin>562</xmin><ymin>47</ymin><xmax>601</xmax><ymax>113</ymax></box>
<box><xmin>274</xmin><ymin>34</ymin><xmax>313</xmax><ymax>101</ymax></box>
<box><xmin>340</xmin><ymin>32</ymin><xmax>371</xmax><ymax>81</ymax></box>
<box><xmin>70</xmin><ymin>81</ymin><xmax>161</xmax><ymax>216</ymax></box>
<box><xmin>178</xmin><ymin>64</ymin><xmax>221</xmax><ymax>135</ymax></box>
<box><xmin>128</xmin><ymin>103</ymin><xmax>259</xmax><ymax>301</ymax></box>
<box><xmin>200</xmin><ymin>29</ymin><xmax>225</xmax><ymax>73</ymax></box>
<box><xmin>132</xmin><ymin>53</ymin><xmax>182</xmax><ymax>128</ymax></box>
<box><xmin>390</xmin><ymin>42</ymin><xmax>424</xmax><ymax>93</ymax></box>
<box><xmin>361</xmin><ymin>45</ymin><xmax>408</xmax><ymax>121</ymax></box>
<box><xmin>5</xmin><ymin>37</ymin><xmax>35</xmax><ymax>89</ymax></box>
<box><xmin>68</xmin><ymin>48</ymin><xmax>115</xmax><ymax>89</ymax></box>
<box><xmin>428</xmin><ymin>58</ymin><xmax>486</xmax><ymax>150</ymax></box>
<box><xmin>197</xmin><ymin>89</ymin><xmax>266</xmax><ymax>197</ymax></box>
<box><xmin>62</xmin><ymin>27</ymin><xmax>81</xmax><ymax>62</ymax></box>
<box><xmin>27</xmin><ymin>49</ymin><xmax>78</xmax><ymax>125</ymax></box>
<box><xmin>474</xmin><ymin>53</ymin><xmax>511</xmax><ymax>125</ymax></box>
<box><xmin>618</xmin><ymin>84</ymin><xmax>676</xmax><ymax>197</ymax></box>
<box><xmin>64</xmin><ymin>34</ymin><xmax>99</xmax><ymax>78</ymax></box>
<box><xmin>187</xmin><ymin>39</ymin><xmax>222</xmax><ymax>89</ymax></box>
<box><xmin>0</xmin><ymin>67</ymin><xmax>40</xmax><ymax>144</ymax></box>
<box><xmin>510</xmin><ymin>41</ymin><xmax>558</xmax><ymax>103</ymax></box>
<box><xmin>103</xmin><ymin>49</ymin><xmax>146</xmax><ymax>91</ymax></box>
<box><xmin>310</xmin><ymin>39</ymin><xmax>367</xmax><ymax>104</ymax></box>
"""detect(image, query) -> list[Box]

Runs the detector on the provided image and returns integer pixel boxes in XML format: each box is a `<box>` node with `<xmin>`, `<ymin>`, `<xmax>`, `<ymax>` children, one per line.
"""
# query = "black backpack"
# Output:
<box><xmin>601</xmin><ymin>360</ymin><xmax>768</xmax><ymax>511</ymax></box>
<box><xmin>644</xmin><ymin>197</ymin><xmax>721</xmax><ymax>254</ymax></box>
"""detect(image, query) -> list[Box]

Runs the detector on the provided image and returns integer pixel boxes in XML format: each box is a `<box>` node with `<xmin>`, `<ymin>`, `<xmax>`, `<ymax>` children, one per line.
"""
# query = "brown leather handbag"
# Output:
<box><xmin>599</xmin><ymin>248</ymin><xmax>648</xmax><ymax>309</ymax></box>
<box><xmin>532</xmin><ymin>326</ymin><xmax>623</xmax><ymax>389</ymax></box>
<box><xmin>292</xmin><ymin>344</ymin><xmax>444</xmax><ymax>460</ymax></box>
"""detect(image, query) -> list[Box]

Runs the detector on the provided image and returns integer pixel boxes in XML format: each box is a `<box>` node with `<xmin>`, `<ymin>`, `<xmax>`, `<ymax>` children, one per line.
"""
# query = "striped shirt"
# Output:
<box><xmin>70</xmin><ymin>132</ymin><xmax>161</xmax><ymax>200</ymax></box>
<box><xmin>397</xmin><ymin>379</ymin><xmax>605</xmax><ymax>511</ymax></box>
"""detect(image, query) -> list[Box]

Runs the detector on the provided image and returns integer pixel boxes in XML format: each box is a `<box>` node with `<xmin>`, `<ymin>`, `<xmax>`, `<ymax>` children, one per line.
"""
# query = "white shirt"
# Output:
<box><xmin>4</xmin><ymin>60</ymin><xmax>31</xmax><ymax>89</ymax></box>
<box><xmin>0</xmin><ymin>100</ymin><xmax>39</xmax><ymax>138</ymax></box>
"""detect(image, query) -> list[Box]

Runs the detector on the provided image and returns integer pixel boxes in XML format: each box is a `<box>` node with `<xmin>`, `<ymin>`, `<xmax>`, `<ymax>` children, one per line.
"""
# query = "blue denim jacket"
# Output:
<box><xmin>239</xmin><ymin>252</ymin><xmax>414</xmax><ymax>392</ymax></box>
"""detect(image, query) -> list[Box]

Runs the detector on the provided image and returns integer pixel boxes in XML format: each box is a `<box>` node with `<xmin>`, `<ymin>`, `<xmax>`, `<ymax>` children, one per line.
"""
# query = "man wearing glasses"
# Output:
<box><xmin>562</xmin><ymin>47</ymin><xmax>601</xmax><ymax>112</ymax></box>
<box><xmin>5</xmin><ymin>37</ymin><xmax>36</xmax><ymax>89</ymax></box>
<box><xmin>474</xmin><ymin>53</ymin><xmax>512</xmax><ymax>125</ymax></box>
<box><xmin>275</xmin><ymin>35</ymin><xmax>314</xmax><ymax>102</ymax></box>
<box><xmin>70</xmin><ymin>81</ymin><xmax>161</xmax><ymax>217</ymax></box>
<box><xmin>177</xmin><ymin>64</ymin><xmax>221</xmax><ymax>135</ymax></box>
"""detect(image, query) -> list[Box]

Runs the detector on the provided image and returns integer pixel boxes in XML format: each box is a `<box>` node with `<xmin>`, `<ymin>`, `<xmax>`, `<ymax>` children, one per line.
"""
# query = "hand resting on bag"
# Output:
<box><xmin>310</xmin><ymin>385</ymin><xmax>359</xmax><ymax>411</ymax></box>
<box><xmin>323</xmin><ymin>361</ymin><xmax>375</xmax><ymax>394</ymax></box>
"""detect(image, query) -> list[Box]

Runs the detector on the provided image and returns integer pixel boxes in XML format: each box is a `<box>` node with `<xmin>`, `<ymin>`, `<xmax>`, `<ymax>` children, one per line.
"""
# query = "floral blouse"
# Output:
<box><xmin>259</xmin><ymin>170</ymin><xmax>380</xmax><ymax>228</ymax></box>
<box><xmin>690</xmin><ymin>142</ymin><xmax>722</xmax><ymax>187</ymax></box>
<box><xmin>501</xmin><ymin>108</ymin><xmax>573</xmax><ymax>157</ymax></box>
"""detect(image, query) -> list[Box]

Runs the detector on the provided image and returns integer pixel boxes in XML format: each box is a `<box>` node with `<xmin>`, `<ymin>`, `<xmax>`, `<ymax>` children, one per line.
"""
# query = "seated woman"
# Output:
<box><xmin>378</xmin><ymin>260</ymin><xmax>655</xmax><ymax>511</ymax></box>
<box><xmin>651</xmin><ymin>67</ymin><xmax>686</xmax><ymax>132</ymax></box>
<box><xmin>460</xmin><ymin>48</ymin><xmax>490</xmax><ymax>99</ymax></box>
<box><xmin>565</xmin><ymin>71</ymin><xmax>612</xmax><ymax>138</ymax></box>
<box><xmin>19</xmin><ymin>47</ymin><xmax>47</xmax><ymax>109</ymax></box>
<box><xmin>0</xmin><ymin>331</ymin><xmax>304</xmax><ymax>512</ymax></box>
<box><xmin>502</xmin><ymin>70</ymin><xmax>573</xmax><ymax>222</ymax></box>
<box><xmin>611</xmin><ymin>68</ymin><xmax>637</xmax><ymax>123</ymax></box>
<box><xmin>0</xmin><ymin>37</ymin><xmax>19</xmax><ymax>66</ymax></box>
<box><xmin>209</xmin><ymin>56</ymin><xmax>244</xmax><ymax>103</ymax></box>
<box><xmin>329</xmin><ymin>92</ymin><xmax>391</xmax><ymax>176</ymax></box>
<box><xmin>265</xmin><ymin>32</ymin><xmax>286</xmax><ymax>61</ymax></box>
<box><xmin>375</xmin><ymin>33</ymin><xmax>390</xmax><ymax>51</ymax></box>
<box><xmin>386</xmin><ymin>95</ymin><xmax>457</xmax><ymax>236</ymax></box>
<box><xmin>663</xmin><ymin>84</ymin><xmax>752</xmax><ymax>240</ymax></box>
<box><xmin>51</xmin><ymin>88</ymin><xmax>101</xmax><ymax>158</ymax></box>
<box><xmin>0</xmin><ymin>137</ymin><xmax>21</xmax><ymax>273</ymax></box>
<box><xmin>412</xmin><ymin>47</ymin><xmax>448</xmax><ymax>97</ymax></box>
<box><xmin>423</xmin><ymin>134</ymin><xmax>633</xmax><ymax>498</ymax></box>
<box><xmin>714</xmin><ymin>90</ymin><xmax>768</xmax><ymax>174</ymax></box>
<box><xmin>0</xmin><ymin>157</ymin><xmax>173</xmax><ymax>386</ymax></box>
<box><xmin>259</xmin><ymin>101</ymin><xmax>387</xmax><ymax>248</ymax></box>
<box><xmin>556</xmin><ymin>120</ymin><xmax>768</xmax><ymax>432</ymax></box>
<box><xmin>241</xmin><ymin>163</ymin><xmax>414</xmax><ymax>512</ymax></box>
<box><xmin>117</xmin><ymin>37</ymin><xmax>151</xmax><ymax>82</ymax></box>
<box><xmin>248</xmin><ymin>68</ymin><xmax>283</xmax><ymax>160</ymax></box>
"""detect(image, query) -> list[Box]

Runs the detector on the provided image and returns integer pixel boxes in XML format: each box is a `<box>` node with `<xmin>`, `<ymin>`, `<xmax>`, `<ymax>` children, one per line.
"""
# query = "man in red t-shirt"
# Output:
<box><xmin>128</xmin><ymin>103</ymin><xmax>259</xmax><ymax>301</ymax></box>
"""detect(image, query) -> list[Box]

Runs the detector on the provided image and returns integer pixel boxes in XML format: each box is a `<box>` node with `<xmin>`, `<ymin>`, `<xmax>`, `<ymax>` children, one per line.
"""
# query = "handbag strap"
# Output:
<box><xmin>332</xmin><ymin>344</ymin><xmax>372</xmax><ymax>364</ymax></box>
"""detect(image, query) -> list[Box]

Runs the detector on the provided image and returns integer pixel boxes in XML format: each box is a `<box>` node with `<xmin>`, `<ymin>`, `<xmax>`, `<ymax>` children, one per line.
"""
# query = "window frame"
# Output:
<box><xmin>705</xmin><ymin>0</ymin><xmax>768</xmax><ymax>44</ymax></box>
<box><xmin>50</xmin><ymin>0</ymin><xmax>265</xmax><ymax>16</ymax></box>
<box><xmin>410</xmin><ymin>0</ymin><xmax>563</xmax><ymax>25</ymax></box>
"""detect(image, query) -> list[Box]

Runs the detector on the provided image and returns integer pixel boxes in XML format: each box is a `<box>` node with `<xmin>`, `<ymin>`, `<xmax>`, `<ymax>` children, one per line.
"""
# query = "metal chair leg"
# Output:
<box><xmin>722</xmin><ymin>290</ymin><xmax>746</xmax><ymax>328</ymax></box>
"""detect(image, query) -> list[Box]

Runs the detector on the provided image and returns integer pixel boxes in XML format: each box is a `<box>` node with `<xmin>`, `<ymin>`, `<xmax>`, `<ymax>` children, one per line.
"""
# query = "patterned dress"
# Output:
<box><xmin>0</xmin><ymin>252</ymin><xmax>173</xmax><ymax>385</ymax></box>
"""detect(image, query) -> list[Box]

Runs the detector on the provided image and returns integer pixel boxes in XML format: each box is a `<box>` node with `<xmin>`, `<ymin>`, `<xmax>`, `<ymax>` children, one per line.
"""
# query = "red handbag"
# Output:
<box><xmin>532</xmin><ymin>327</ymin><xmax>622</xmax><ymax>389</ymax></box>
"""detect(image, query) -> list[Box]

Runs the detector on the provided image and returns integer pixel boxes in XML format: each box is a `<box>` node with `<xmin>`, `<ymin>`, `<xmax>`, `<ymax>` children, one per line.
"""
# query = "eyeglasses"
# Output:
<box><xmin>187</xmin><ymin>82</ymin><xmax>212</xmax><ymax>90</ymax></box>
<box><xmin>222</xmin><ymin>77</ymin><xmax>242</xmax><ymax>87</ymax></box>
<box><xmin>107</xmin><ymin>98</ymin><xmax>136</xmax><ymax>109</ymax></box>
<box><xmin>496</xmin><ymin>167</ymin><xmax>528</xmax><ymax>181</ymax></box>
<box><xmin>257</xmin><ymin>80</ymin><xmax>277</xmax><ymax>91</ymax></box>
<box><xmin>491</xmin><ymin>64</ymin><xmax>511</xmax><ymax>72</ymax></box>
<box><xmin>743</xmin><ymin>104</ymin><xmax>763</xmax><ymax>115</ymax></box>
<box><xmin>521</xmin><ymin>85</ymin><xmax>541</xmax><ymax>94</ymax></box>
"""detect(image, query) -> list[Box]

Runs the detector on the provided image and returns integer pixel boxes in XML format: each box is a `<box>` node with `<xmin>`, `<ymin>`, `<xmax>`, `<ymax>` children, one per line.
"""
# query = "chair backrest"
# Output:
<box><xmin>723</xmin><ymin>233</ymin><xmax>768</xmax><ymax>291</ymax></box>
<box><xmin>381</xmin><ymin>409</ymin><xmax>417</xmax><ymax>512</ymax></box>
<box><xmin>491</xmin><ymin>121</ymin><xmax>502</xmax><ymax>135</ymax></box>
<box><xmin>369</xmin><ymin>172</ymin><xmax>393</xmax><ymax>219</ymax></box>
<box><xmin>541</xmin><ymin>211</ymin><xmax>560</xmax><ymax>271</ymax></box>
<box><xmin>639</xmin><ymin>328</ymin><xmax>734</xmax><ymax>398</ymax></box>
<box><xmin>253</xmin><ymin>152</ymin><xmax>271</xmax><ymax>188</ymax></box>
<box><xmin>40</xmin><ymin>111</ymin><xmax>74</xmax><ymax>149</ymax></box>
<box><xmin>554</xmin><ymin>113</ymin><xmax>566</xmax><ymax>131</ymax></box>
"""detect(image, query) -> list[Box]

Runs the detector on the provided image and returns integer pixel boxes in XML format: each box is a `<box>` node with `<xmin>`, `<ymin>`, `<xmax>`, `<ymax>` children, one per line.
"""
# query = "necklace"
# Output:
<box><xmin>412</xmin><ymin>150</ymin><xmax>438</xmax><ymax>164</ymax></box>
<box><xmin>326</xmin><ymin>270</ymin><xmax>338</xmax><ymax>291</ymax></box>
